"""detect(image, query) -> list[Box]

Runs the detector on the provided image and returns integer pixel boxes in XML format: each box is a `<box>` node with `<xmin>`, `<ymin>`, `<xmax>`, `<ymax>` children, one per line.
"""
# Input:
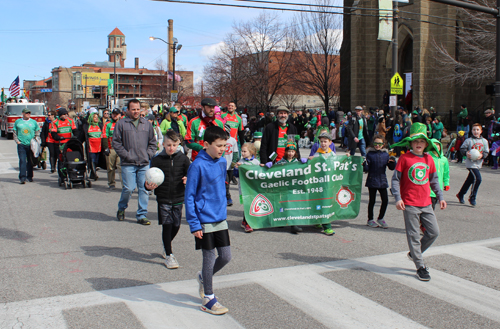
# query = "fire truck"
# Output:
<box><xmin>0</xmin><ymin>100</ymin><xmax>46</xmax><ymax>139</ymax></box>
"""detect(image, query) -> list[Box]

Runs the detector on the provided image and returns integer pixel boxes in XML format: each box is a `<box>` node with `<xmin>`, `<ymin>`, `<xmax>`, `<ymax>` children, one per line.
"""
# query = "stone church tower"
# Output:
<box><xmin>106</xmin><ymin>27</ymin><xmax>127</xmax><ymax>68</ymax></box>
<box><xmin>340</xmin><ymin>0</ymin><xmax>490</xmax><ymax>124</ymax></box>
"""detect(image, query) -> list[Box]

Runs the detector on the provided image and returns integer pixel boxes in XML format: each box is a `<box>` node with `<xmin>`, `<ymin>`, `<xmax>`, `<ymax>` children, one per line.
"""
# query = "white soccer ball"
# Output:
<box><xmin>146</xmin><ymin>167</ymin><xmax>164</xmax><ymax>186</ymax></box>
<box><xmin>469</xmin><ymin>149</ymin><xmax>481</xmax><ymax>161</ymax></box>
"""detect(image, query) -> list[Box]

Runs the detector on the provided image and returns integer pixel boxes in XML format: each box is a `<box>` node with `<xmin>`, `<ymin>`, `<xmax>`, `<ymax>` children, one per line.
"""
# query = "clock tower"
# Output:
<box><xmin>106</xmin><ymin>27</ymin><xmax>127</xmax><ymax>68</ymax></box>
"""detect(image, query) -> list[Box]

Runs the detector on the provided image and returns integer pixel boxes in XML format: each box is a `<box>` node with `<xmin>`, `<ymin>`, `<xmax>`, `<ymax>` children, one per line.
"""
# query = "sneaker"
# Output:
<box><xmin>165</xmin><ymin>254</ymin><xmax>179</xmax><ymax>269</ymax></box>
<box><xmin>416</xmin><ymin>267</ymin><xmax>430</xmax><ymax>281</ymax></box>
<box><xmin>227</xmin><ymin>199</ymin><xmax>233</xmax><ymax>207</ymax></box>
<box><xmin>162</xmin><ymin>251</ymin><xmax>166</xmax><ymax>259</ymax></box>
<box><xmin>322</xmin><ymin>228</ymin><xmax>335</xmax><ymax>235</ymax></box>
<box><xmin>117</xmin><ymin>210</ymin><xmax>125</xmax><ymax>221</ymax></box>
<box><xmin>456</xmin><ymin>193</ymin><xmax>464</xmax><ymax>204</ymax></box>
<box><xmin>108</xmin><ymin>185</ymin><xmax>115</xmax><ymax>189</ymax></box>
<box><xmin>201</xmin><ymin>296</ymin><xmax>228</xmax><ymax>315</ymax></box>
<box><xmin>377</xmin><ymin>219</ymin><xmax>388</xmax><ymax>229</ymax></box>
<box><xmin>290</xmin><ymin>226</ymin><xmax>302</xmax><ymax>234</ymax></box>
<box><xmin>137</xmin><ymin>218</ymin><xmax>151</xmax><ymax>225</ymax></box>
<box><xmin>196</xmin><ymin>271</ymin><xmax>205</xmax><ymax>298</ymax></box>
<box><xmin>27</xmin><ymin>178</ymin><xmax>33</xmax><ymax>182</ymax></box>
<box><xmin>20</xmin><ymin>180</ymin><xmax>26</xmax><ymax>184</ymax></box>
<box><xmin>492</xmin><ymin>165</ymin><xmax>498</xmax><ymax>170</ymax></box>
<box><xmin>407</xmin><ymin>252</ymin><xmax>413</xmax><ymax>261</ymax></box>
<box><xmin>367</xmin><ymin>220</ymin><xmax>379</xmax><ymax>228</ymax></box>
<box><xmin>241</xmin><ymin>222</ymin><xmax>253</xmax><ymax>233</ymax></box>
<box><xmin>314</xmin><ymin>224</ymin><xmax>323</xmax><ymax>229</ymax></box>
<box><xmin>468</xmin><ymin>198</ymin><xmax>476</xmax><ymax>207</ymax></box>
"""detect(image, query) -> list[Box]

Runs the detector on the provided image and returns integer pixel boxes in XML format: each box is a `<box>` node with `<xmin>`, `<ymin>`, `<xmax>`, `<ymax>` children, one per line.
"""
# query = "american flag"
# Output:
<box><xmin>9</xmin><ymin>76</ymin><xmax>20</xmax><ymax>97</ymax></box>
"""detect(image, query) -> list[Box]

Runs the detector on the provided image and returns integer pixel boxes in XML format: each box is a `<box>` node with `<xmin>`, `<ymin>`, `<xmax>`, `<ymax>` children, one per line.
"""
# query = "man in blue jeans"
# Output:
<box><xmin>13</xmin><ymin>108</ymin><xmax>40</xmax><ymax>184</ymax></box>
<box><xmin>347</xmin><ymin>106</ymin><xmax>370</xmax><ymax>157</ymax></box>
<box><xmin>112</xmin><ymin>99</ymin><xmax>157</xmax><ymax>225</ymax></box>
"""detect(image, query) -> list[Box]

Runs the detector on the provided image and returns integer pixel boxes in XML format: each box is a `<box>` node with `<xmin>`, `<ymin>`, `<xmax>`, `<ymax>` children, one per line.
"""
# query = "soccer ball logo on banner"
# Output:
<box><xmin>250</xmin><ymin>194</ymin><xmax>274</xmax><ymax>217</ymax></box>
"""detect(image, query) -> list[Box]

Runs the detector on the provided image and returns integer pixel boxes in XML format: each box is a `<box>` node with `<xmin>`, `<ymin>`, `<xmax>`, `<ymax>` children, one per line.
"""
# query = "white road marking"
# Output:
<box><xmin>1</xmin><ymin>238</ymin><xmax>500</xmax><ymax>329</ymax></box>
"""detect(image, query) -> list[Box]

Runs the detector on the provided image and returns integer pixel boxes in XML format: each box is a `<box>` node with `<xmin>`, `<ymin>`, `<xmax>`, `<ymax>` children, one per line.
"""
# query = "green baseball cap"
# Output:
<box><xmin>169</xmin><ymin>107</ymin><xmax>179</xmax><ymax>113</ymax></box>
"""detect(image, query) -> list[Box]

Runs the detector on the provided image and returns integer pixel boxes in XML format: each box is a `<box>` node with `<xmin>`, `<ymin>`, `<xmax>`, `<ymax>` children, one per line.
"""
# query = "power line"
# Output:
<box><xmin>151</xmin><ymin>0</ymin><xmax>493</xmax><ymax>34</ymax></box>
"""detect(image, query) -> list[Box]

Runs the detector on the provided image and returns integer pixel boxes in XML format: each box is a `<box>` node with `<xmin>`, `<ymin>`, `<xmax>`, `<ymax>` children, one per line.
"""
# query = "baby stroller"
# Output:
<box><xmin>58</xmin><ymin>138</ymin><xmax>92</xmax><ymax>189</ymax></box>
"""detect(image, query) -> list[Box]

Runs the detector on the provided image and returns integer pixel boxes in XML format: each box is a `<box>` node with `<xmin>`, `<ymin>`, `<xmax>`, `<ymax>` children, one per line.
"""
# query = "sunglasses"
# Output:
<box><xmin>140</xmin><ymin>114</ymin><xmax>146</xmax><ymax>117</ymax></box>
<box><xmin>373</xmin><ymin>142</ymin><xmax>384</xmax><ymax>146</ymax></box>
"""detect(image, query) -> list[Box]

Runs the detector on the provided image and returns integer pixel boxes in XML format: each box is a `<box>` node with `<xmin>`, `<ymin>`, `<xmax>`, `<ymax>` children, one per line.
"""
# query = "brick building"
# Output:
<box><xmin>231</xmin><ymin>50</ymin><xmax>340</xmax><ymax>112</ymax></box>
<box><xmin>39</xmin><ymin>27</ymin><xmax>193</xmax><ymax>111</ymax></box>
<box><xmin>340</xmin><ymin>0</ymin><xmax>492</xmax><ymax>124</ymax></box>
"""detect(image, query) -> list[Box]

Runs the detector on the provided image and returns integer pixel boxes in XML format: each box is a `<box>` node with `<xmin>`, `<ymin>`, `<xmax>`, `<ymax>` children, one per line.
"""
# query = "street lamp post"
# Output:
<box><xmin>149</xmin><ymin>36</ymin><xmax>182</xmax><ymax>101</ymax></box>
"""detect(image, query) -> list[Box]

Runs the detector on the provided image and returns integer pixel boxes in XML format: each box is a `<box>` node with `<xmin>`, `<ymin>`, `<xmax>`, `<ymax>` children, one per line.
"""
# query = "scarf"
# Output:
<box><xmin>201</xmin><ymin>110</ymin><xmax>215</xmax><ymax>126</ymax></box>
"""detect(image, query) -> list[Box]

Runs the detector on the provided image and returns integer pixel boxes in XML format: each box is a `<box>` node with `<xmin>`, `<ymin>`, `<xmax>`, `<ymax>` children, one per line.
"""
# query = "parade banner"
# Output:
<box><xmin>239</xmin><ymin>155</ymin><xmax>363</xmax><ymax>229</ymax></box>
<box><xmin>378</xmin><ymin>0</ymin><xmax>393</xmax><ymax>41</ymax></box>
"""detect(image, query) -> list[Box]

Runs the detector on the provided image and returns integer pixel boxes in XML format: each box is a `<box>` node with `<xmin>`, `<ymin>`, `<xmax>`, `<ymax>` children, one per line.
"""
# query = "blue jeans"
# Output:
<box><xmin>89</xmin><ymin>153</ymin><xmax>99</xmax><ymax>166</ymax></box>
<box><xmin>17</xmin><ymin>143</ymin><xmax>33</xmax><ymax>182</ymax></box>
<box><xmin>350</xmin><ymin>138</ymin><xmax>367</xmax><ymax>157</ymax></box>
<box><xmin>118</xmin><ymin>165</ymin><xmax>150</xmax><ymax>220</ymax></box>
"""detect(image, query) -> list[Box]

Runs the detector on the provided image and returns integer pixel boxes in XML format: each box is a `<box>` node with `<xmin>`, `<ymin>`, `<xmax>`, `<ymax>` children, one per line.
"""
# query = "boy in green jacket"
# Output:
<box><xmin>429</xmin><ymin>139</ymin><xmax>450</xmax><ymax>210</ymax></box>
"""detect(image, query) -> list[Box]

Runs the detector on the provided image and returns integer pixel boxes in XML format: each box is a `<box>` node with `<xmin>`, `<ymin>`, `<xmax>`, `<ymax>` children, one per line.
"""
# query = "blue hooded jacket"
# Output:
<box><xmin>393</xmin><ymin>124</ymin><xmax>403</xmax><ymax>143</ymax></box>
<box><xmin>185</xmin><ymin>149</ymin><xmax>228</xmax><ymax>233</ymax></box>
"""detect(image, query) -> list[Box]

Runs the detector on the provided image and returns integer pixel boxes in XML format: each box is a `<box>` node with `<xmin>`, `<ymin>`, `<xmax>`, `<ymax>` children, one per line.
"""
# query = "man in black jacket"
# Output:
<box><xmin>260</xmin><ymin>106</ymin><xmax>301</xmax><ymax>164</ymax></box>
<box><xmin>260</xmin><ymin>105</ymin><xmax>302</xmax><ymax>234</ymax></box>
<box><xmin>346</xmin><ymin>106</ymin><xmax>370</xmax><ymax>157</ymax></box>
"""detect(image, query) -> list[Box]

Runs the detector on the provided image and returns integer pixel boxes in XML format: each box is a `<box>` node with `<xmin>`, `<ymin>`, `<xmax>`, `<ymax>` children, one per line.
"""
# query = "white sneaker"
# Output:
<box><xmin>165</xmin><ymin>254</ymin><xmax>179</xmax><ymax>269</ymax></box>
<box><xmin>201</xmin><ymin>296</ymin><xmax>228</xmax><ymax>315</ymax></box>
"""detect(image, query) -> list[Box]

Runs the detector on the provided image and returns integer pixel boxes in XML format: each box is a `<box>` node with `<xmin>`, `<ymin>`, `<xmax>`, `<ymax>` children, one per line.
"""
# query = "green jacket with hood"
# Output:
<box><xmin>429</xmin><ymin>138</ymin><xmax>450</xmax><ymax>198</ymax></box>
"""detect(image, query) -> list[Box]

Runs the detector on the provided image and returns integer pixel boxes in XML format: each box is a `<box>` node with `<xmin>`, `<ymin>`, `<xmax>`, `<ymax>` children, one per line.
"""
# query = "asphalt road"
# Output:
<box><xmin>1</xmin><ymin>138</ymin><xmax>500</xmax><ymax>328</ymax></box>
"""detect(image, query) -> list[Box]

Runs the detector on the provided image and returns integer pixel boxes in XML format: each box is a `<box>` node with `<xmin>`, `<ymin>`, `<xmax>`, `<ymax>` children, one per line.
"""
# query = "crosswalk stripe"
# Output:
<box><xmin>2</xmin><ymin>238</ymin><xmax>500</xmax><ymax>328</ymax></box>
<box><xmin>255</xmin><ymin>268</ymin><xmax>428</xmax><ymax>329</ymax></box>
<box><xmin>359</xmin><ymin>256</ymin><xmax>500</xmax><ymax>324</ymax></box>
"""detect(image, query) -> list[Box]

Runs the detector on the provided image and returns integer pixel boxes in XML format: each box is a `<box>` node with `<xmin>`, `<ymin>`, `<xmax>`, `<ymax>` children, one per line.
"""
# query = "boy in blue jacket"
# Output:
<box><xmin>185</xmin><ymin>126</ymin><xmax>231</xmax><ymax>315</ymax></box>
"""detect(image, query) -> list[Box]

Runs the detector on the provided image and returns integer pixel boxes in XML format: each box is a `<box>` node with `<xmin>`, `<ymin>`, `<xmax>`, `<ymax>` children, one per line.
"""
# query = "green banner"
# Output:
<box><xmin>239</xmin><ymin>155</ymin><xmax>363</xmax><ymax>229</ymax></box>
<box><xmin>107</xmin><ymin>79</ymin><xmax>114</xmax><ymax>96</ymax></box>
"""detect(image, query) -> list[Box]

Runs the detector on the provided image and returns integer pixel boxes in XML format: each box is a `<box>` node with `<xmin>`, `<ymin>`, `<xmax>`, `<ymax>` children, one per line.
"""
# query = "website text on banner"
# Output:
<box><xmin>239</xmin><ymin>155</ymin><xmax>363</xmax><ymax>229</ymax></box>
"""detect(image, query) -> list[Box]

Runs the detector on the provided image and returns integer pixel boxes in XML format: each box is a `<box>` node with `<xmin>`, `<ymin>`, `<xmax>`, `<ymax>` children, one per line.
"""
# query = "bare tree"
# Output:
<box><xmin>291</xmin><ymin>0</ymin><xmax>342</xmax><ymax>112</ymax></box>
<box><xmin>203</xmin><ymin>12</ymin><xmax>296</xmax><ymax>111</ymax></box>
<box><xmin>433</xmin><ymin>0</ymin><xmax>495</xmax><ymax>85</ymax></box>
<box><xmin>276</xmin><ymin>93</ymin><xmax>301</xmax><ymax>109</ymax></box>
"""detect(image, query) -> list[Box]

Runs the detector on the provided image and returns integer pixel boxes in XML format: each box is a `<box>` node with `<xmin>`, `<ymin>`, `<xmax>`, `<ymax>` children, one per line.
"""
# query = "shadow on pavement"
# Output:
<box><xmin>53</xmin><ymin>210</ymin><xmax>119</xmax><ymax>222</ymax></box>
<box><xmin>277</xmin><ymin>252</ymin><xmax>343</xmax><ymax>264</ymax></box>
<box><xmin>0</xmin><ymin>227</ymin><xmax>35</xmax><ymax>243</ymax></box>
<box><xmin>86</xmin><ymin>277</ymin><xmax>200</xmax><ymax>311</ymax></box>
<box><xmin>81</xmin><ymin>246</ymin><xmax>163</xmax><ymax>266</ymax></box>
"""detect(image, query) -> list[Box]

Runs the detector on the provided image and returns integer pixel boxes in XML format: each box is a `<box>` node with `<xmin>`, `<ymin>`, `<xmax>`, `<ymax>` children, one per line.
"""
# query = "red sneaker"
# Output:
<box><xmin>241</xmin><ymin>221</ymin><xmax>253</xmax><ymax>233</ymax></box>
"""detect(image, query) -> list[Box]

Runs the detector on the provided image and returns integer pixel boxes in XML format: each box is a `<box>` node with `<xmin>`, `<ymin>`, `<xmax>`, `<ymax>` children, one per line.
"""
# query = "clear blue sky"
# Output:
<box><xmin>1</xmin><ymin>0</ymin><xmax>340</xmax><ymax>93</ymax></box>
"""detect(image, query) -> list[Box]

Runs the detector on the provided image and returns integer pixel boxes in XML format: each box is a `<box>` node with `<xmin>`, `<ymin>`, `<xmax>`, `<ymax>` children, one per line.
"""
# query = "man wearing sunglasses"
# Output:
<box><xmin>13</xmin><ymin>108</ymin><xmax>40</xmax><ymax>184</ymax></box>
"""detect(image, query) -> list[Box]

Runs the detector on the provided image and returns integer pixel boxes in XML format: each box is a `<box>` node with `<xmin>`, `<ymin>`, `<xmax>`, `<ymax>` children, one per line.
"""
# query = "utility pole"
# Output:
<box><xmin>428</xmin><ymin>0</ymin><xmax>499</xmax><ymax>113</ymax></box>
<box><xmin>391</xmin><ymin>0</ymin><xmax>398</xmax><ymax>118</ymax></box>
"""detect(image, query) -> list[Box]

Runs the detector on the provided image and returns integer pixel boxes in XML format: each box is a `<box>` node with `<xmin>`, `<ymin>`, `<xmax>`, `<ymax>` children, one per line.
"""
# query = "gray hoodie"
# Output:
<box><xmin>460</xmin><ymin>137</ymin><xmax>489</xmax><ymax>169</ymax></box>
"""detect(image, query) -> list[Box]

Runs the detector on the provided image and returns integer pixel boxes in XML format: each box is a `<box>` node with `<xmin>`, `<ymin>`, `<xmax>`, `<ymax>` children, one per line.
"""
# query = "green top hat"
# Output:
<box><xmin>390</xmin><ymin>122</ymin><xmax>438</xmax><ymax>153</ymax></box>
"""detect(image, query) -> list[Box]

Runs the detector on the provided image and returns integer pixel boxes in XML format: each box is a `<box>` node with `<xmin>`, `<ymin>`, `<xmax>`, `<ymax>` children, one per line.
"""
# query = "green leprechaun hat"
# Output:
<box><xmin>285</xmin><ymin>141</ymin><xmax>297</xmax><ymax>150</ymax></box>
<box><xmin>390</xmin><ymin>122</ymin><xmax>438</xmax><ymax>154</ymax></box>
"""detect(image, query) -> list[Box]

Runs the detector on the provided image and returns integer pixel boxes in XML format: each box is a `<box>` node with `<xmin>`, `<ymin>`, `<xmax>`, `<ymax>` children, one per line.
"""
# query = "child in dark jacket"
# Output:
<box><xmin>145</xmin><ymin>131</ymin><xmax>190</xmax><ymax>269</ymax></box>
<box><xmin>363</xmin><ymin>135</ymin><xmax>396</xmax><ymax>228</ymax></box>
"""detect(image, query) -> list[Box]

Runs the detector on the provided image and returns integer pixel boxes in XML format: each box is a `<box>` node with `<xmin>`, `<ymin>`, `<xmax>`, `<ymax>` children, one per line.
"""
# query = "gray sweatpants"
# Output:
<box><xmin>403</xmin><ymin>205</ymin><xmax>440</xmax><ymax>269</ymax></box>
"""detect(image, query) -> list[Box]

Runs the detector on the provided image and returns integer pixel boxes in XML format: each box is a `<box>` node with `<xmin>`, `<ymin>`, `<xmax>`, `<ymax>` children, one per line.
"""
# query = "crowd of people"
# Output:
<box><xmin>11</xmin><ymin>98</ymin><xmax>500</xmax><ymax>315</ymax></box>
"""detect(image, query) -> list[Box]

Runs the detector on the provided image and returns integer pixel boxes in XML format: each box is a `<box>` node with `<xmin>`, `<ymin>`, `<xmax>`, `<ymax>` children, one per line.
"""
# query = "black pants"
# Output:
<box><xmin>47</xmin><ymin>142</ymin><xmax>59</xmax><ymax>172</ymax></box>
<box><xmin>226</xmin><ymin>170</ymin><xmax>233</xmax><ymax>200</ymax></box>
<box><xmin>458</xmin><ymin>168</ymin><xmax>482</xmax><ymax>201</ymax></box>
<box><xmin>368</xmin><ymin>188</ymin><xmax>388</xmax><ymax>220</ymax></box>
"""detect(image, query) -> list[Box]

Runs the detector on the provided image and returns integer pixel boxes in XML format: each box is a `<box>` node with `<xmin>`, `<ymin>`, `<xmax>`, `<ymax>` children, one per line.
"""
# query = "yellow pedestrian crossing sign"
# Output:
<box><xmin>391</xmin><ymin>73</ymin><xmax>404</xmax><ymax>95</ymax></box>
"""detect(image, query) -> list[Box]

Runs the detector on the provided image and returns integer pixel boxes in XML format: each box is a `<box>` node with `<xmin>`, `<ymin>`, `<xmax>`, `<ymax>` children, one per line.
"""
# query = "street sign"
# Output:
<box><xmin>40</xmin><ymin>89</ymin><xmax>52</xmax><ymax>93</ymax></box>
<box><xmin>390</xmin><ymin>73</ymin><xmax>403</xmax><ymax>95</ymax></box>
<box><xmin>389</xmin><ymin>95</ymin><xmax>397</xmax><ymax>107</ymax></box>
